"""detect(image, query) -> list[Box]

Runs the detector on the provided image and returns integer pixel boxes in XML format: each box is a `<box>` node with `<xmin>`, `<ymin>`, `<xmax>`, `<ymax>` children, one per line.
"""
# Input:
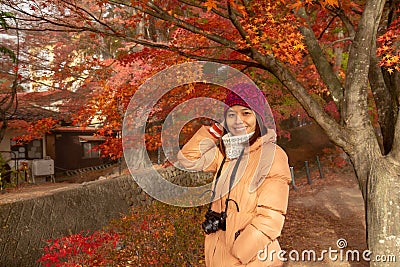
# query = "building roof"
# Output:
<box><xmin>52</xmin><ymin>126</ymin><xmax>98</xmax><ymax>133</ymax></box>
<box><xmin>2</xmin><ymin>90</ymin><xmax>81</xmax><ymax>122</ymax></box>
<box><xmin>78</xmin><ymin>135</ymin><xmax>106</xmax><ymax>142</ymax></box>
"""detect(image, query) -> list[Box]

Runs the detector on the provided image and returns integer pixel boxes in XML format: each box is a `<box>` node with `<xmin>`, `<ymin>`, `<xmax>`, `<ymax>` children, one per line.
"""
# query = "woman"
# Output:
<box><xmin>177</xmin><ymin>83</ymin><xmax>291</xmax><ymax>266</ymax></box>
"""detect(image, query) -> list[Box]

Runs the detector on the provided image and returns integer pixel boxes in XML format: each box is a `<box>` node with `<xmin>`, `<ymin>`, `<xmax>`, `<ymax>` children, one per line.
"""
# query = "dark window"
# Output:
<box><xmin>10</xmin><ymin>139</ymin><xmax>43</xmax><ymax>159</ymax></box>
<box><xmin>82</xmin><ymin>142</ymin><xmax>101</xmax><ymax>159</ymax></box>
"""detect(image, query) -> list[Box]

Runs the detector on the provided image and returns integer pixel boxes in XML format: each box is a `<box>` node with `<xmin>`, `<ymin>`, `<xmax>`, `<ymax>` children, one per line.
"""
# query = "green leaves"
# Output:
<box><xmin>0</xmin><ymin>46</ymin><xmax>16</xmax><ymax>63</ymax></box>
<box><xmin>0</xmin><ymin>11</ymin><xmax>16</xmax><ymax>62</ymax></box>
<box><xmin>0</xmin><ymin>11</ymin><xmax>15</xmax><ymax>30</ymax></box>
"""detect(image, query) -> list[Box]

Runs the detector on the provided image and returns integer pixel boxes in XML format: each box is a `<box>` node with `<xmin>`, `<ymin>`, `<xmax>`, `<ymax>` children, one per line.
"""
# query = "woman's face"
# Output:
<box><xmin>225</xmin><ymin>105</ymin><xmax>257</xmax><ymax>136</ymax></box>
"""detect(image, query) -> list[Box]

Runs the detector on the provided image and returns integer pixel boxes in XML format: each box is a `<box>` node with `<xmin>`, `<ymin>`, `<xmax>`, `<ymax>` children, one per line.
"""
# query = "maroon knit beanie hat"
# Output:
<box><xmin>224</xmin><ymin>83</ymin><xmax>267</xmax><ymax>125</ymax></box>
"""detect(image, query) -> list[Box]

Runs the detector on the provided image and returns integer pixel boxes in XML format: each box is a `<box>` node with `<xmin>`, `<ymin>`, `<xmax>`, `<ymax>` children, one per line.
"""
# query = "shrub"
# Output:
<box><xmin>38</xmin><ymin>201</ymin><xmax>206</xmax><ymax>266</ymax></box>
<box><xmin>38</xmin><ymin>231</ymin><xmax>119</xmax><ymax>267</ymax></box>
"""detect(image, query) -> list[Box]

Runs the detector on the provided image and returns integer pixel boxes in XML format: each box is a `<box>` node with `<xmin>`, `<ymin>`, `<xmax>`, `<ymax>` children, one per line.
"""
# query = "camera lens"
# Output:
<box><xmin>202</xmin><ymin>220</ymin><xmax>216</xmax><ymax>234</ymax></box>
<box><xmin>202</xmin><ymin>210</ymin><xmax>226</xmax><ymax>234</ymax></box>
<box><xmin>211</xmin><ymin>219</ymin><xmax>220</xmax><ymax>231</ymax></box>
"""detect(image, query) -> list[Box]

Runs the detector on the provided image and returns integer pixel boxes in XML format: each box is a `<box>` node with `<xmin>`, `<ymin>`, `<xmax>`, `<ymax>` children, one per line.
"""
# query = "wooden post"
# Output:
<box><xmin>305</xmin><ymin>161</ymin><xmax>312</xmax><ymax>184</ymax></box>
<box><xmin>290</xmin><ymin>166</ymin><xmax>298</xmax><ymax>190</ymax></box>
<box><xmin>316</xmin><ymin>156</ymin><xmax>324</xmax><ymax>179</ymax></box>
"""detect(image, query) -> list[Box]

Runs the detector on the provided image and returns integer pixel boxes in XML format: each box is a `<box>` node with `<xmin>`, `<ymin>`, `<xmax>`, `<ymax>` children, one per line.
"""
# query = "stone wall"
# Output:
<box><xmin>0</xmin><ymin>167</ymin><xmax>212</xmax><ymax>267</ymax></box>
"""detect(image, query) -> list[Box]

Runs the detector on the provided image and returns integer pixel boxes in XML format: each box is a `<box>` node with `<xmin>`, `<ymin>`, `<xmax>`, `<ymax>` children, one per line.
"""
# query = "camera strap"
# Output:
<box><xmin>224</xmin><ymin>150</ymin><xmax>244</xmax><ymax>214</ymax></box>
<box><xmin>208</xmin><ymin>149</ymin><xmax>244</xmax><ymax>213</ymax></box>
<box><xmin>208</xmin><ymin>156</ymin><xmax>226</xmax><ymax>210</ymax></box>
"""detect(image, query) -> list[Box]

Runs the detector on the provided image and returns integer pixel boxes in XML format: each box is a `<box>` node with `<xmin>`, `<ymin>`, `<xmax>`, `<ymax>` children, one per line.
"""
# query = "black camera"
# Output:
<box><xmin>202</xmin><ymin>210</ymin><xmax>227</xmax><ymax>234</ymax></box>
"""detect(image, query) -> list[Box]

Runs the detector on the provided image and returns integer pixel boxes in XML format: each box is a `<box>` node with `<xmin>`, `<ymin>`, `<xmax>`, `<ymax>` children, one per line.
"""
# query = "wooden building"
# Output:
<box><xmin>46</xmin><ymin>127</ymin><xmax>108</xmax><ymax>172</ymax></box>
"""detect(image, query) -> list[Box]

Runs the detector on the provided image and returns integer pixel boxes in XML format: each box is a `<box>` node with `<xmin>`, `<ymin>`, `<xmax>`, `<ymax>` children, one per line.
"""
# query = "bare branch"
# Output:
<box><xmin>329</xmin><ymin>37</ymin><xmax>354</xmax><ymax>47</ymax></box>
<box><xmin>143</xmin><ymin>2</ymin><xmax>238</xmax><ymax>49</ymax></box>
<box><xmin>296</xmin><ymin>8</ymin><xmax>344</xmax><ymax>112</ymax></box>
<box><xmin>317</xmin><ymin>14</ymin><xmax>338</xmax><ymax>40</ymax></box>
<box><xmin>326</xmin><ymin>5</ymin><xmax>356</xmax><ymax>38</ymax></box>
<box><xmin>250</xmin><ymin>50</ymin><xmax>349</xmax><ymax>148</ymax></box>
<box><xmin>369</xmin><ymin>37</ymin><xmax>396</xmax><ymax>155</ymax></box>
<box><xmin>178</xmin><ymin>0</ymin><xmax>230</xmax><ymax>19</ymax></box>
<box><xmin>61</xmin><ymin>1</ymin><xmax>119</xmax><ymax>35</ymax></box>
<box><xmin>227</xmin><ymin>1</ymin><xmax>247</xmax><ymax>41</ymax></box>
<box><xmin>124</xmin><ymin>36</ymin><xmax>261</xmax><ymax>68</ymax></box>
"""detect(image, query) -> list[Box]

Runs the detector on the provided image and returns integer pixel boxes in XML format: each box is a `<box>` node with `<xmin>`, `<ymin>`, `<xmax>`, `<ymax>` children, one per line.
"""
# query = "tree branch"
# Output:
<box><xmin>389</xmin><ymin>107</ymin><xmax>400</xmax><ymax>161</ymax></box>
<box><xmin>6</xmin><ymin>3</ymin><xmax>117</xmax><ymax>35</ymax></box>
<box><xmin>181</xmin><ymin>0</ymin><xmax>244</xmax><ymax>19</ymax></box>
<box><xmin>296</xmin><ymin>8</ymin><xmax>344</xmax><ymax>112</ymax></box>
<box><xmin>344</xmin><ymin>0</ymin><xmax>386</xmax><ymax>133</ymax></box>
<box><xmin>177</xmin><ymin>0</ymin><xmax>230</xmax><ymax>19</ymax></box>
<box><xmin>124</xmin><ymin>36</ymin><xmax>261</xmax><ymax>67</ymax></box>
<box><xmin>61</xmin><ymin>0</ymin><xmax>119</xmax><ymax>35</ymax></box>
<box><xmin>317</xmin><ymin>14</ymin><xmax>338</xmax><ymax>40</ymax></box>
<box><xmin>143</xmin><ymin>2</ymin><xmax>238</xmax><ymax>49</ymax></box>
<box><xmin>329</xmin><ymin>37</ymin><xmax>354</xmax><ymax>47</ymax></box>
<box><xmin>250</xmin><ymin>50</ymin><xmax>350</xmax><ymax>149</ymax></box>
<box><xmin>326</xmin><ymin>5</ymin><xmax>356</xmax><ymax>38</ymax></box>
<box><xmin>106</xmin><ymin>0</ymin><xmax>239</xmax><ymax>49</ymax></box>
<box><xmin>226</xmin><ymin>1</ymin><xmax>248</xmax><ymax>41</ymax></box>
<box><xmin>368</xmin><ymin>38</ymin><xmax>396</xmax><ymax>155</ymax></box>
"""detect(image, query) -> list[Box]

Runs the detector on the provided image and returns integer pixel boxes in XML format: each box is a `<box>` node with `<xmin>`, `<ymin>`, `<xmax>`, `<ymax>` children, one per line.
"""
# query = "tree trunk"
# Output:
<box><xmin>351</xmin><ymin>151</ymin><xmax>400</xmax><ymax>266</ymax></box>
<box><xmin>367</xmin><ymin>158</ymin><xmax>400</xmax><ymax>266</ymax></box>
<box><xmin>334</xmin><ymin>31</ymin><xmax>344</xmax><ymax>75</ymax></box>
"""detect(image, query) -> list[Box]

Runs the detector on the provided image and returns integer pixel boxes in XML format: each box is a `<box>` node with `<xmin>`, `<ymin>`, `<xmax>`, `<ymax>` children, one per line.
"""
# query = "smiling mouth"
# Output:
<box><xmin>234</xmin><ymin>127</ymin><xmax>246</xmax><ymax>131</ymax></box>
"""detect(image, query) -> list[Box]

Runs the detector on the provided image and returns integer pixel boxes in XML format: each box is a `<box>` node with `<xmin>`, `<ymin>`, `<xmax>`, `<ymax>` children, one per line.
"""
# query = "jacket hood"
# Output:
<box><xmin>248</xmin><ymin>129</ymin><xmax>277</xmax><ymax>192</ymax></box>
<box><xmin>248</xmin><ymin>128</ymin><xmax>276</xmax><ymax>153</ymax></box>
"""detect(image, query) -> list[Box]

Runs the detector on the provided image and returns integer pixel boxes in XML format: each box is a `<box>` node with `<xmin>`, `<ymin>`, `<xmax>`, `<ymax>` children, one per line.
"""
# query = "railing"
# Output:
<box><xmin>290</xmin><ymin>156</ymin><xmax>325</xmax><ymax>190</ymax></box>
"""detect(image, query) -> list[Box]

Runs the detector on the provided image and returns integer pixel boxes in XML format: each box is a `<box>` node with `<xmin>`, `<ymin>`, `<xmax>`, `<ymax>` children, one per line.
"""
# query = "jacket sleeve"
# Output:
<box><xmin>177</xmin><ymin>125</ymin><xmax>221</xmax><ymax>173</ymax></box>
<box><xmin>231</xmin><ymin>146</ymin><xmax>291</xmax><ymax>264</ymax></box>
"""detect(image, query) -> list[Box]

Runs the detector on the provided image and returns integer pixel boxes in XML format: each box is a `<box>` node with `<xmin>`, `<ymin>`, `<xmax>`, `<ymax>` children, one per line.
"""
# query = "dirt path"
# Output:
<box><xmin>281</xmin><ymin>168</ymin><xmax>368</xmax><ymax>266</ymax></box>
<box><xmin>0</xmin><ymin>165</ymin><xmax>119</xmax><ymax>204</ymax></box>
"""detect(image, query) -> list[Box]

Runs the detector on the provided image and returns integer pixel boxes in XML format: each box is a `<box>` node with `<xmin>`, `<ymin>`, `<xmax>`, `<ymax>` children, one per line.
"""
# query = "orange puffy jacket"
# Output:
<box><xmin>178</xmin><ymin>126</ymin><xmax>291</xmax><ymax>266</ymax></box>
